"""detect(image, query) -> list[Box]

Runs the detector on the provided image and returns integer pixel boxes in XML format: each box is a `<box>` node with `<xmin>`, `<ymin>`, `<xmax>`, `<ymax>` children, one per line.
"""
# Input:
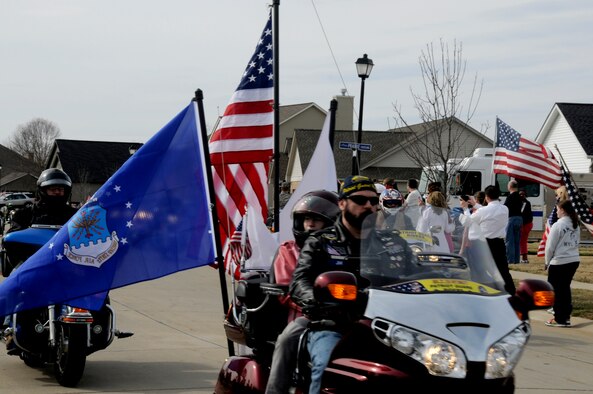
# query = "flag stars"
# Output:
<box><xmin>249</xmin><ymin>75</ymin><xmax>257</xmax><ymax>82</ymax></box>
<box><xmin>121</xmin><ymin>238</ymin><xmax>128</xmax><ymax>245</ymax></box>
<box><xmin>266</xmin><ymin>43</ymin><xmax>272</xmax><ymax>51</ymax></box>
<box><xmin>268</xmin><ymin>73</ymin><xmax>273</xmax><ymax>80</ymax></box>
<box><xmin>49</xmin><ymin>243</ymin><xmax>54</xmax><ymax>249</ymax></box>
<box><xmin>126</xmin><ymin>221</ymin><xmax>133</xmax><ymax>228</ymax></box>
<box><xmin>258</xmin><ymin>66</ymin><xmax>265</xmax><ymax>74</ymax></box>
<box><xmin>126</xmin><ymin>202</ymin><xmax>132</xmax><ymax>209</ymax></box>
<box><xmin>264</xmin><ymin>28</ymin><xmax>271</xmax><ymax>36</ymax></box>
<box><xmin>249</xmin><ymin>61</ymin><xmax>256</xmax><ymax>68</ymax></box>
<box><xmin>267</xmin><ymin>58</ymin><xmax>273</xmax><ymax>65</ymax></box>
<box><xmin>114</xmin><ymin>185</ymin><xmax>121</xmax><ymax>192</ymax></box>
<box><xmin>56</xmin><ymin>254</ymin><xmax>63</xmax><ymax>260</ymax></box>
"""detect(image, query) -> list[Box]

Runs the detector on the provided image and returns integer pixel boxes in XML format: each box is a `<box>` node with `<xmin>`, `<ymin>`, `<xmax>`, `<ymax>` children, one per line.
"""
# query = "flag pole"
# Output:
<box><xmin>491</xmin><ymin>116</ymin><xmax>498</xmax><ymax>186</ymax></box>
<box><xmin>554</xmin><ymin>144</ymin><xmax>579</xmax><ymax>190</ymax></box>
<box><xmin>272</xmin><ymin>0</ymin><xmax>281</xmax><ymax>232</ymax></box>
<box><xmin>194</xmin><ymin>89</ymin><xmax>234</xmax><ymax>357</ymax></box>
<box><xmin>328</xmin><ymin>99</ymin><xmax>337</xmax><ymax>150</ymax></box>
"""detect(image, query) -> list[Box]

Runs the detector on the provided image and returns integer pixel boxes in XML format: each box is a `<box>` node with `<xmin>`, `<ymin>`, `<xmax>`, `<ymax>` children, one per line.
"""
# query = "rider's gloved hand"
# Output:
<box><xmin>301</xmin><ymin>299</ymin><xmax>321</xmax><ymax>316</ymax></box>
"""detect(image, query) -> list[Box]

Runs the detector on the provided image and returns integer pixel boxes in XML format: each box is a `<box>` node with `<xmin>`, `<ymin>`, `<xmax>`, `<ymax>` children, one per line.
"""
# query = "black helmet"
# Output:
<box><xmin>291</xmin><ymin>190</ymin><xmax>340</xmax><ymax>247</ymax></box>
<box><xmin>37</xmin><ymin>168</ymin><xmax>72</xmax><ymax>206</ymax></box>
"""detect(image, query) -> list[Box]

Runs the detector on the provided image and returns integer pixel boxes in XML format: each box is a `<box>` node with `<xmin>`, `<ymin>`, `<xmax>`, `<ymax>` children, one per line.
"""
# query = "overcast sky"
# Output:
<box><xmin>1</xmin><ymin>0</ymin><xmax>592</xmax><ymax>145</ymax></box>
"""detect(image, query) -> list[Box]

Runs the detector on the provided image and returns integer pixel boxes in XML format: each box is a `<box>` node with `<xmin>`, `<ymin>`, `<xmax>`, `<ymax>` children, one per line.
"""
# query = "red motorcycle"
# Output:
<box><xmin>215</xmin><ymin>210</ymin><xmax>554</xmax><ymax>393</ymax></box>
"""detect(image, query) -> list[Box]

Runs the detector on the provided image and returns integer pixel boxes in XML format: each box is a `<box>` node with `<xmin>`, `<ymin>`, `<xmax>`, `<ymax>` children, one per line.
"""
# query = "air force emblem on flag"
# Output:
<box><xmin>64</xmin><ymin>205</ymin><xmax>119</xmax><ymax>268</ymax></box>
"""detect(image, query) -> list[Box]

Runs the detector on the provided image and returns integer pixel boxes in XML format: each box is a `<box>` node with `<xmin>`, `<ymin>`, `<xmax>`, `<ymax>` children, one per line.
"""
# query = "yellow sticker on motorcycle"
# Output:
<box><xmin>419</xmin><ymin>279</ymin><xmax>500</xmax><ymax>295</ymax></box>
<box><xmin>397</xmin><ymin>230</ymin><xmax>433</xmax><ymax>245</ymax></box>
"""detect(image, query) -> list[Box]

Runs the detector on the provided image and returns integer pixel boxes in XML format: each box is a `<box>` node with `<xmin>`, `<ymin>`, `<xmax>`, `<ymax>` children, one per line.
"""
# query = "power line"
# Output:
<box><xmin>310</xmin><ymin>0</ymin><xmax>359</xmax><ymax>130</ymax></box>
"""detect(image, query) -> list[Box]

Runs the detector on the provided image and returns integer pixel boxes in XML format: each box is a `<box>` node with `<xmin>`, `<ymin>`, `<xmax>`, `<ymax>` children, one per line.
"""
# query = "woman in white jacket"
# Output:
<box><xmin>545</xmin><ymin>199</ymin><xmax>580</xmax><ymax>327</ymax></box>
<box><xmin>416</xmin><ymin>191</ymin><xmax>455</xmax><ymax>253</ymax></box>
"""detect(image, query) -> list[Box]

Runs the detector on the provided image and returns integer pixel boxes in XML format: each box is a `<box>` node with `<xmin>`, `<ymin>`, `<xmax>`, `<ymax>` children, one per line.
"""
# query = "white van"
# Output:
<box><xmin>419</xmin><ymin>148</ymin><xmax>545</xmax><ymax>231</ymax></box>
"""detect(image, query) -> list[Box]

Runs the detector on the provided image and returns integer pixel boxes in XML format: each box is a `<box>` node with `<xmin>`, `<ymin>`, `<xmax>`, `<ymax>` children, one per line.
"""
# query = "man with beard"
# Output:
<box><xmin>289</xmin><ymin>175</ymin><xmax>412</xmax><ymax>394</ymax></box>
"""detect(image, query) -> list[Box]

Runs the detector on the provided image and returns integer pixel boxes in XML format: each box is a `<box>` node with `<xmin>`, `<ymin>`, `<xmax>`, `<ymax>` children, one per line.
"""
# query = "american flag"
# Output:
<box><xmin>493</xmin><ymin>118</ymin><xmax>562</xmax><ymax>189</ymax></box>
<box><xmin>537</xmin><ymin>164</ymin><xmax>593</xmax><ymax>256</ymax></box>
<box><xmin>537</xmin><ymin>206</ymin><xmax>557</xmax><ymax>257</ymax></box>
<box><xmin>562</xmin><ymin>164</ymin><xmax>593</xmax><ymax>234</ymax></box>
<box><xmin>225</xmin><ymin>219</ymin><xmax>252</xmax><ymax>274</ymax></box>
<box><xmin>209</xmin><ymin>13</ymin><xmax>273</xmax><ymax>275</ymax></box>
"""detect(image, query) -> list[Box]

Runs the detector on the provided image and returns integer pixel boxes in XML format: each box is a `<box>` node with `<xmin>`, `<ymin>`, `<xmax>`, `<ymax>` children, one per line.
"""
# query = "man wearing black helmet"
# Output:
<box><xmin>8</xmin><ymin>168</ymin><xmax>78</xmax><ymax>233</ymax></box>
<box><xmin>3</xmin><ymin>168</ymin><xmax>79</xmax><ymax>353</ymax></box>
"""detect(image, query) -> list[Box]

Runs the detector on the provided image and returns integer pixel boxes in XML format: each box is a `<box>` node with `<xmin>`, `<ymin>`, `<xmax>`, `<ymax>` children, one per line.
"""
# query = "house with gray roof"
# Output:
<box><xmin>287</xmin><ymin>117</ymin><xmax>492</xmax><ymax>191</ymax></box>
<box><xmin>0</xmin><ymin>144</ymin><xmax>40</xmax><ymax>192</ymax></box>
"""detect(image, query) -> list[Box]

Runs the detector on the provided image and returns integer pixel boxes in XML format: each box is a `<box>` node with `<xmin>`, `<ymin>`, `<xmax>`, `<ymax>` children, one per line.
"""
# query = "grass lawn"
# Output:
<box><xmin>511</xmin><ymin>243</ymin><xmax>593</xmax><ymax>320</ymax></box>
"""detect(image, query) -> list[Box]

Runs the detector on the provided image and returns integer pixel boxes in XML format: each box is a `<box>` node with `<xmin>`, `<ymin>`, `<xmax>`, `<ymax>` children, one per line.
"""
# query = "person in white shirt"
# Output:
<box><xmin>459</xmin><ymin>185</ymin><xmax>515</xmax><ymax>294</ymax></box>
<box><xmin>416</xmin><ymin>191</ymin><xmax>455</xmax><ymax>252</ymax></box>
<box><xmin>405</xmin><ymin>178</ymin><xmax>423</xmax><ymax>207</ymax></box>
<box><xmin>544</xmin><ymin>199</ymin><xmax>580</xmax><ymax>327</ymax></box>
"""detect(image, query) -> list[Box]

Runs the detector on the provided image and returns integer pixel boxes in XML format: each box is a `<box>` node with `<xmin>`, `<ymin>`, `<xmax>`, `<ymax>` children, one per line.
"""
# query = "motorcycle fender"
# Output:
<box><xmin>215</xmin><ymin>355</ymin><xmax>268</xmax><ymax>394</ymax></box>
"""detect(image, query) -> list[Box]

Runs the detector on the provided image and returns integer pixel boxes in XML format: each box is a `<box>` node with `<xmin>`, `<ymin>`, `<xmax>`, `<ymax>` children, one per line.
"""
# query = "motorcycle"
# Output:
<box><xmin>0</xmin><ymin>224</ymin><xmax>133</xmax><ymax>387</ymax></box>
<box><xmin>215</xmin><ymin>207</ymin><xmax>554</xmax><ymax>393</ymax></box>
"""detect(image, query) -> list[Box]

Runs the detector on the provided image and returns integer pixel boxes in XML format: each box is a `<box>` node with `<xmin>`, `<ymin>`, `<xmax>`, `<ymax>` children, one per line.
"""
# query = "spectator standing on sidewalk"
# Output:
<box><xmin>519</xmin><ymin>190</ymin><xmax>533</xmax><ymax>264</ymax></box>
<box><xmin>545</xmin><ymin>199</ymin><xmax>580</xmax><ymax>328</ymax></box>
<box><xmin>505</xmin><ymin>180</ymin><xmax>523</xmax><ymax>264</ymax></box>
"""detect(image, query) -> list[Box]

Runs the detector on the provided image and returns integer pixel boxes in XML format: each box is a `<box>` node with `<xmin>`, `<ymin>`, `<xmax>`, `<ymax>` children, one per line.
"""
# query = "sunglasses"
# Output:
<box><xmin>347</xmin><ymin>195</ymin><xmax>380</xmax><ymax>206</ymax></box>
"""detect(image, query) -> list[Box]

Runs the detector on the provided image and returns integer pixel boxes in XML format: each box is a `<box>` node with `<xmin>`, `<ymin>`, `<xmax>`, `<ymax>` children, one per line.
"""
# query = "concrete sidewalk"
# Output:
<box><xmin>510</xmin><ymin>269</ymin><xmax>593</xmax><ymax>291</ymax></box>
<box><xmin>511</xmin><ymin>269</ymin><xmax>593</xmax><ymax>333</ymax></box>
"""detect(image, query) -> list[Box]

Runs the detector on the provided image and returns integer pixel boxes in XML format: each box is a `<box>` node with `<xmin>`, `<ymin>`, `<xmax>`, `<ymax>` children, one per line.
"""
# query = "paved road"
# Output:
<box><xmin>1</xmin><ymin>267</ymin><xmax>592</xmax><ymax>393</ymax></box>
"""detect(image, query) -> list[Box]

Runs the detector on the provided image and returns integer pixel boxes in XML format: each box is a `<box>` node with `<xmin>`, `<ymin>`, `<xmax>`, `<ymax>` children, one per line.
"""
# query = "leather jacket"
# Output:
<box><xmin>8</xmin><ymin>201</ymin><xmax>78</xmax><ymax>233</ymax></box>
<box><xmin>289</xmin><ymin>217</ymin><xmax>360</xmax><ymax>310</ymax></box>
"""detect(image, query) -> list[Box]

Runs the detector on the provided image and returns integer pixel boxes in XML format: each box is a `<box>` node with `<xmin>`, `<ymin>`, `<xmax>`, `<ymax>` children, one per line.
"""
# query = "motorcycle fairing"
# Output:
<box><xmin>364</xmin><ymin>289</ymin><xmax>522</xmax><ymax>361</ymax></box>
<box><xmin>386</xmin><ymin>278</ymin><xmax>500</xmax><ymax>295</ymax></box>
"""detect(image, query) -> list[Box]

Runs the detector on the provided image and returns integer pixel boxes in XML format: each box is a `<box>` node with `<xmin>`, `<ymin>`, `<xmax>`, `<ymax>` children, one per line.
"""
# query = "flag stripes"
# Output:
<box><xmin>208</xmin><ymin>13</ymin><xmax>274</xmax><ymax>276</ymax></box>
<box><xmin>493</xmin><ymin>118</ymin><xmax>562</xmax><ymax>189</ymax></box>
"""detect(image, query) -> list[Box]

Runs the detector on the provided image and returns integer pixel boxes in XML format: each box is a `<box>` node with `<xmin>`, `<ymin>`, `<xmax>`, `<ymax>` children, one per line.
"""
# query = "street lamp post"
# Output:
<box><xmin>352</xmin><ymin>54</ymin><xmax>374</xmax><ymax>175</ymax></box>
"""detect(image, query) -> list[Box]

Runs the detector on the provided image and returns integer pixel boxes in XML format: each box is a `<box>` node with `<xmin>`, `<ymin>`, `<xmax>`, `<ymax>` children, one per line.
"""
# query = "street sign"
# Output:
<box><xmin>338</xmin><ymin>141</ymin><xmax>372</xmax><ymax>151</ymax></box>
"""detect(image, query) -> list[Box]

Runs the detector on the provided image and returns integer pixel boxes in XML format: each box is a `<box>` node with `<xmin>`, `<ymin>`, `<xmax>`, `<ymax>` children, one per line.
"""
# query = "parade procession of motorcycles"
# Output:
<box><xmin>0</xmin><ymin>224</ymin><xmax>133</xmax><ymax>387</ymax></box>
<box><xmin>0</xmin><ymin>205</ymin><xmax>555</xmax><ymax>391</ymax></box>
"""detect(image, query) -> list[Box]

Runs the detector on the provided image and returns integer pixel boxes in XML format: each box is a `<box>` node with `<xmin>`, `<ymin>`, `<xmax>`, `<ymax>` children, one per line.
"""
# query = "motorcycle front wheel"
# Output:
<box><xmin>53</xmin><ymin>324</ymin><xmax>87</xmax><ymax>387</ymax></box>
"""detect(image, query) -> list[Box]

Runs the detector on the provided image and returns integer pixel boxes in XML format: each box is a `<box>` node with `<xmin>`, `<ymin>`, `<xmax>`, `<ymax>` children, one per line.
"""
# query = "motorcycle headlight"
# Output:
<box><xmin>372</xmin><ymin>318</ymin><xmax>467</xmax><ymax>378</ymax></box>
<box><xmin>410</xmin><ymin>245</ymin><xmax>423</xmax><ymax>254</ymax></box>
<box><xmin>485</xmin><ymin>324</ymin><xmax>530</xmax><ymax>379</ymax></box>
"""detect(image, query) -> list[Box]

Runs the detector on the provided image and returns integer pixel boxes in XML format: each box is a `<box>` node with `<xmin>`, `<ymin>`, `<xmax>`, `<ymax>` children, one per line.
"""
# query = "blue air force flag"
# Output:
<box><xmin>0</xmin><ymin>102</ymin><xmax>216</xmax><ymax>316</ymax></box>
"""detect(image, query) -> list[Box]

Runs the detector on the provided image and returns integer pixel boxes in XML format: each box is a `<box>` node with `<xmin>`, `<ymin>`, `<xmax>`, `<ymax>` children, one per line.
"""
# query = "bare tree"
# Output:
<box><xmin>393</xmin><ymin>39</ymin><xmax>488</xmax><ymax>195</ymax></box>
<box><xmin>7</xmin><ymin>118</ymin><xmax>61</xmax><ymax>170</ymax></box>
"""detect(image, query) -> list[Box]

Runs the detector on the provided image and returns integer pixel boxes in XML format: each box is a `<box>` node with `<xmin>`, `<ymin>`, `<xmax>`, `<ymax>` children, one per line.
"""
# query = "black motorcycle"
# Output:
<box><xmin>0</xmin><ymin>224</ymin><xmax>133</xmax><ymax>387</ymax></box>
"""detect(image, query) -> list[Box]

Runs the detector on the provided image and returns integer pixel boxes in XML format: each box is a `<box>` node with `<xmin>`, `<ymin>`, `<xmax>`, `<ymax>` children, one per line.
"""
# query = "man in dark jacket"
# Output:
<box><xmin>504</xmin><ymin>180</ymin><xmax>523</xmax><ymax>264</ymax></box>
<box><xmin>3</xmin><ymin>168</ymin><xmax>78</xmax><ymax>353</ymax></box>
<box><xmin>289</xmin><ymin>175</ymin><xmax>412</xmax><ymax>394</ymax></box>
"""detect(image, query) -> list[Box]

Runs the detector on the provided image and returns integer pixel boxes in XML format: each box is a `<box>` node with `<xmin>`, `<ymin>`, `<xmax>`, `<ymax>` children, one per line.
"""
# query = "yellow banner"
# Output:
<box><xmin>398</xmin><ymin>230</ymin><xmax>433</xmax><ymax>245</ymax></box>
<box><xmin>418</xmin><ymin>279</ymin><xmax>500</xmax><ymax>295</ymax></box>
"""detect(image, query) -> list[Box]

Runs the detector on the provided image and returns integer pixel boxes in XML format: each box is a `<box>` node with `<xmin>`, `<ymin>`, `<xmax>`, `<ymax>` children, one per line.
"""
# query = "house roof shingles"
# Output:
<box><xmin>557</xmin><ymin>103</ymin><xmax>593</xmax><ymax>155</ymax></box>
<box><xmin>53</xmin><ymin>139</ymin><xmax>142</xmax><ymax>184</ymax></box>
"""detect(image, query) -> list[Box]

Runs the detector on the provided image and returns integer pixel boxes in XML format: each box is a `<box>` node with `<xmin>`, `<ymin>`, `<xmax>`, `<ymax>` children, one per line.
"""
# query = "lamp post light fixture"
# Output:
<box><xmin>352</xmin><ymin>53</ymin><xmax>374</xmax><ymax>175</ymax></box>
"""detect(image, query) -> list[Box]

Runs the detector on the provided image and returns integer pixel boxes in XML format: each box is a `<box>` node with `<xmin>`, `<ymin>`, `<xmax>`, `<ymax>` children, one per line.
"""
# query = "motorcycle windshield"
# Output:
<box><xmin>360</xmin><ymin>206</ymin><xmax>507</xmax><ymax>295</ymax></box>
